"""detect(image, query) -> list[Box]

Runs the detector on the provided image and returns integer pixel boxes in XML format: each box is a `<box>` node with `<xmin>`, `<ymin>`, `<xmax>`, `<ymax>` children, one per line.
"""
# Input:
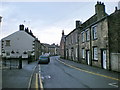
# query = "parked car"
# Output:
<box><xmin>38</xmin><ymin>55</ymin><xmax>50</xmax><ymax>64</ymax></box>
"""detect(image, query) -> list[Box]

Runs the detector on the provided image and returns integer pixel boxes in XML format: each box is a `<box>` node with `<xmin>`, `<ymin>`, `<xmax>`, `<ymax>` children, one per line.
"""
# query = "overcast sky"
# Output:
<box><xmin>0</xmin><ymin>0</ymin><xmax>119</xmax><ymax>45</ymax></box>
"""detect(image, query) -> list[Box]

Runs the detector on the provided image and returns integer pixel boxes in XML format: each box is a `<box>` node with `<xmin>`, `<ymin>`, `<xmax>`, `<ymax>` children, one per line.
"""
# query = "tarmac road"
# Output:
<box><xmin>2</xmin><ymin>56</ymin><xmax>120</xmax><ymax>89</ymax></box>
<box><xmin>39</xmin><ymin>56</ymin><xmax>119</xmax><ymax>89</ymax></box>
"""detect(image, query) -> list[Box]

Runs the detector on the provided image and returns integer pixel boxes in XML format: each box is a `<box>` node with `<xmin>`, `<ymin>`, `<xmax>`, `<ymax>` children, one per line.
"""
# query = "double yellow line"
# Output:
<box><xmin>35</xmin><ymin>65</ymin><xmax>44</xmax><ymax>90</ymax></box>
<box><xmin>58</xmin><ymin>60</ymin><xmax>120</xmax><ymax>81</ymax></box>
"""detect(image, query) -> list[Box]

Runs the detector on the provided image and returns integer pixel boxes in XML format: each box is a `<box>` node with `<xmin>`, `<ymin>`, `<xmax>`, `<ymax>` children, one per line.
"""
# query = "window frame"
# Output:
<box><xmin>92</xmin><ymin>24</ymin><xmax>97</xmax><ymax>40</ymax></box>
<box><xmin>86</xmin><ymin>29</ymin><xmax>90</xmax><ymax>41</ymax></box>
<box><xmin>81</xmin><ymin>31</ymin><xmax>85</xmax><ymax>43</ymax></box>
<box><xmin>93</xmin><ymin>46</ymin><xmax>98</xmax><ymax>61</ymax></box>
<box><xmin>5</xmin><ymin>40</ymin><xmax>10</xmax><ymax>46</ymax></box>
<box><xmin>82</xmin><ymin>48</ymin><xmax>85</xmax><ymax>59</ymax></box>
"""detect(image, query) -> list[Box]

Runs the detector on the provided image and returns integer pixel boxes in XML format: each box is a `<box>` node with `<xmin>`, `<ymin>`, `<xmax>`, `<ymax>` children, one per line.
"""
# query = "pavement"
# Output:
<box><xmin>2</xmin><ymin>61</ymin><xmax>38</xmax><ymax>89</ymax></box>
<box><xmin>59</xmin><ymin>58</ymin><xmax>120</xmax><ymax>80</ymax></box>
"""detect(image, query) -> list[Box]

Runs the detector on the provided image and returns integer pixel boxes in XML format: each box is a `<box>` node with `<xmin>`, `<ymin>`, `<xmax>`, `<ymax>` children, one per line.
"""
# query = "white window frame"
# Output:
<box><xmin>81</xmin><ymin>32</ymin><xmax>85</xmax><ymax>42</ymax></box>
<box><xmin>86</xmin><ymin>29</ymin><xmax>90</xmax><ymax>41</ymax></box>
<box><xmin>76</xmin><ymin>48</ymin><xmax>78</xmax><ymax>58</ymax></box>
<box><xmin>75</xmin><ymin>33</ymin><xmax>78</xmax><ymax>42</ymax></box>
<box><xmin>82</xmin><ymin>48</ymin><xmax>85</xmax><ymax>58</ymax></box>
<box><xmin>92</xmin><ymin>25</ymin><xmax>97</xmax><ymax>40</ymax></box>
<box><xmin>71</xmin><ymin>35</ymin><xmax>73</xmax><ymax>44</ymax></box>
<box><xmin>93</xmin><ymin>47</ymin><xmax>98</xmax><ymax>60</ymax></box>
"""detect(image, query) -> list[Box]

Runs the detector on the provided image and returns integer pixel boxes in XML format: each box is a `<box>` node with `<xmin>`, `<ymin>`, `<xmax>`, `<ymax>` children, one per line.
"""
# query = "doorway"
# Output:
<box><xmin>101</xmin><ymin>50</ymin><xmax>107</xmax><ymax>69</ymax></box>
<box><xmin>86</xmin><ymin>50</ymin><xmax>90</xmax><ymax>65</ymax></box>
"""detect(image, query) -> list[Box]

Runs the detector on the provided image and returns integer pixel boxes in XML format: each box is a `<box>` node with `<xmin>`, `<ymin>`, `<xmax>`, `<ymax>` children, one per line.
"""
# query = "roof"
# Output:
<box><xmin>1</xmin><ymin>30</ymin><xmax>35</xmax><ymax>40</ymax></box>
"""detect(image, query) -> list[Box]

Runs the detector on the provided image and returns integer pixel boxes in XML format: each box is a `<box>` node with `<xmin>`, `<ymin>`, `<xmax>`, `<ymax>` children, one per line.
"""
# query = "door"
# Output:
<box><xmin>102</xmin><ymin>50</ymin><xmax>107</xmax><ymax>69</ymax></box>
<box><xmin>86</xmin><ymin>51</ymin><xmax>90</xmax><ymax>65</ymax></box>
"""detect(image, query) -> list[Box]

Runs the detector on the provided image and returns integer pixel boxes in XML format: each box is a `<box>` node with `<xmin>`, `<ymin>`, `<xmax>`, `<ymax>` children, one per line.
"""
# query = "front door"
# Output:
<box><xmin>102</xmin><ymin>50</ymin><xmax>107</xmax><ymax>69</ymax></box>
<box><xmin>86</xmin><ymin>50</ymin><xmax>90</xmax><ymax>65</ymax></box>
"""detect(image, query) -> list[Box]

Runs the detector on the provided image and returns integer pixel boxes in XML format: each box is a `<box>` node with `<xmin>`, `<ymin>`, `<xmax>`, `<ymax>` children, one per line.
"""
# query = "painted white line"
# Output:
<box><xmin>108</xmin><ymin>83</ymin><xmax>118</xmax><ymax>88</ymax></box>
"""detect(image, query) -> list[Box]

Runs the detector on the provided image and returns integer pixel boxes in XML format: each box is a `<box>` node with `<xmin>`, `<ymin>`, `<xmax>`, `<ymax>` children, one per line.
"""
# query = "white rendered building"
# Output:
<box><xmin>1</xmin><ymin>25</ymin><xmax>36</xmax><ymax>59</ymax></box>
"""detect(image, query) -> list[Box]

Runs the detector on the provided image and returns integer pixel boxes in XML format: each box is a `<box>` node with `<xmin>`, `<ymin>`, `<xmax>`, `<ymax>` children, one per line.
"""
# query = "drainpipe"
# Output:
<box><xmin>90</xmin><ymin>26</ymin><xmax>92</xmax><ymax>66</ymax></box>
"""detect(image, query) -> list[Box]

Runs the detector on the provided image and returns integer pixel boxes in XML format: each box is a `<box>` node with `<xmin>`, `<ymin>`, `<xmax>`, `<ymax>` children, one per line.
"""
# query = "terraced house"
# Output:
<box><xmin>64</xmin><ymin>2</ymin><xmax>120</xmax><ymax>72</ymax></box>
<box><xmin>65</xmin><ymin>21</ymin><xmax>82</xmax><ymax>61</ymax></box>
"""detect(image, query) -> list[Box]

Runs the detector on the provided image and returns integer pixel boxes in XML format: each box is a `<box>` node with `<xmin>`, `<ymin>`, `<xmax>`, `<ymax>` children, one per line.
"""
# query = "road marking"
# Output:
<box><xmin>38</xmin><ymin>65</ymin><xmax>44</xmax><ymax>90</ymax></box>
<box><xmin>108</xmin><ymin>83</ymin><xmax>118</xmax><ymax>88</ymax></box>
<box><xmin>58</xmin><ymin>59</ymin><xmax>120</xmax><ymax>81</ymax></box>
<box><xmin>28</xmin><ymin>65</ymin><xmax>37</xmax><ymax>90</ymax></box>
<box><xmin>36</xmin><ymin>73</ymin><xmax>38</xmax><ymax>90</ymax></box>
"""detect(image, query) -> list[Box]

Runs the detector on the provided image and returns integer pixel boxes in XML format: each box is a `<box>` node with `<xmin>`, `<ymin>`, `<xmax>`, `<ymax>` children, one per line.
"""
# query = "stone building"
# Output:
<box><xmin>41</xmin><ymin>43</ymin><xmax>60</xmax><ymax>56</ymax></box>
<box><xmin>60</xmin><ymin>30</ymin><xmax>66</xmax><ymax>58</ymax></box>
<box><xmin>107</xmin><ymin>8</ymin><xmax>120</xmax><ymax>71</ymax></box>
<box><xmin>64</xmin><ymin>2</ymin><xmax>120</xmax><ymax>71</ymax></box>
<box><xmin>65</xmin><ymin>21</ymin><xmax>81</xmax><ymax>61</ymax></box>
<box><xmin>79</xmin><ymin>2</ymin><xmax>109</xmax><ymax>69</ymax></box>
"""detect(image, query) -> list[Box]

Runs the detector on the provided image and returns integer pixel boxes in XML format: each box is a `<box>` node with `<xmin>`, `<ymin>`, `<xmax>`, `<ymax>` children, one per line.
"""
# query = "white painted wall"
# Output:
<box><xmin>1</xmin><ymin>30</ymin><xmax>35</xmax><ymax>58</ymax></box>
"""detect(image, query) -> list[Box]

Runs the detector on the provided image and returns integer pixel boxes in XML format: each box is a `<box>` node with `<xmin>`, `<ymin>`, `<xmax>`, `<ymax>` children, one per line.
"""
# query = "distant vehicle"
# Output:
<box><xmin>38</xmin><ymin>55</ymin><xmax>50</xmax><ymax>64</ymax></box>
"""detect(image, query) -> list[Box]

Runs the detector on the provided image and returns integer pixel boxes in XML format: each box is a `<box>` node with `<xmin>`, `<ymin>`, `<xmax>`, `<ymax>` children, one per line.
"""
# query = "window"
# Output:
<box><xmin>71</xmin><ymin>35</ymin><xmax>73</xmax><ymax>44</ymax></box>
<box><xmin>69</xmin><ymin>49</ymin><xmax>71</xmax><ymax>57</ymax></box>
<box><xmin>81</xmin><ymin>32</ymin><xmax>85</xmax><ymax>42</ymax></box>
<box><xmin>75</xmin><ymin>33</ymin><xmax>78</xmax><ymax>42</ymax></box>
<box><xmin>86</xmin><ymin>29</ymin><xmax>90</xmax><ymax>41</ymax></box>
<box><xmin>82</xmin><ymin>48</ymin><xmax>85</xmax><ymax>58</ymax></box>
<box><xmin>93</xmin><ymin>47</ymin><xmax>98</xmax><ymax>60</ymax></box>
<box><xmin>6</xmin><ymin>40</ymin><xmax>10</xmax><ymax>46</ymax></box>
<box><xmin>6</xmin><ymin>52</ymin><xmax>10</xmax><ymax>56</ymax></box>
<box><xmin>76</xmin><ymin>48</ymin><xmax>78</xmax><ymax>58</ymax></box>
<box><xmin>92</xmin><ymin>25</ymin><xmax>97</xmax><ymax>40</ymax></box>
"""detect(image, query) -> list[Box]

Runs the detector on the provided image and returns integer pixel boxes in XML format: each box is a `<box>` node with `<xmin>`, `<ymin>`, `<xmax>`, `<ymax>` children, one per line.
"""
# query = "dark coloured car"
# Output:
<box><xmin>38</xmin><ymin>55</ymin><xmax>50</xmax><ymax>64</ymax></box>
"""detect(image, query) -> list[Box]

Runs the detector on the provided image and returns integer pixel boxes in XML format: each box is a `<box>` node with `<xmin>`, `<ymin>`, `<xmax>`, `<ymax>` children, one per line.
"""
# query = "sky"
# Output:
<box><xmin>0</xmin><ymin>0</ymin><xmax>119</xmax><ymax>45</ymax></box>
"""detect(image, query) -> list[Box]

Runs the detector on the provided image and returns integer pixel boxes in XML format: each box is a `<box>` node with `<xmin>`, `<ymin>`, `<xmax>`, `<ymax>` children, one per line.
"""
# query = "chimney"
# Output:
<box><xmin>115</xmin><ymin>6</ymin><xmax>118</xmax><ymax>11</ymax></box>
<box><xmin>76</xmin><ymin>20</ymin><xmax>82</xmax><ymax>28</ymax></box>
<box><xmin>95</xmin><ymin>1</ymin><xmax>106</xmax><ymax>20</ymax></box>
<box><xmin>0</xmin><ymin>16</ymin><xmax>2</xmax><ymax>23</ymax></box>
<box><xmin>62</xmin><ymin>30</ymin><xmax>64</xmax><ymax>36</ymax></box>
<box><xmin>19</xmin><ymin>24</ymin><xmax>24</xmax><ymax>31</ymax></box>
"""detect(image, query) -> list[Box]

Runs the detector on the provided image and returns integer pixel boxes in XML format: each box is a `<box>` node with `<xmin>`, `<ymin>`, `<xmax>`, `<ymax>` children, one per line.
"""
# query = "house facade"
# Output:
<box><xmin>1</xmin><ymin>24</ymin><xmax>41</xmax><ymax>61</ymax></box>
<box><xmin>79</xmin><ymin>2</ymin><xmax>109</xmax><ymax>69</ymax></box>
<box><xmin>60</xmin><ymin>30</ymin><xmax>66</xmax><ymax>58</ymax></box>
<box><xmin>65</xmin><ymin>21</ymin><xmax>81</xmax><ymax>62</ymax></box>
<box><xmin>41</xmin><ymin>43</ymin><xmax>60</xmax><ymax>56</ymax></box>
<box><xmin>64</xmin><ymin>2</ymin><xmax>120</xmax><ymax>72</ymax></box>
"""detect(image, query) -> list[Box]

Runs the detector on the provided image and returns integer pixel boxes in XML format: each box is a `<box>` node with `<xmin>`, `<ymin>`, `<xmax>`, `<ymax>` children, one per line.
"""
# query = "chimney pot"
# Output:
<box><xmin>19</xmin><ymin>24</ymin><xmax>24</xmax><ymax>31</ymax></box>
<box><xmin>115</xmin><ymin>6</ymin><xmax>118</xmax><ymax>11</ymax></box>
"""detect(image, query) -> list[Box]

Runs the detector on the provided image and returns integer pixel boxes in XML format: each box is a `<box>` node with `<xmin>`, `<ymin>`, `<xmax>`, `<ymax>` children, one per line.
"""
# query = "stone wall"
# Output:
<box><xmin>111</xmin><ymin>53</ymin><xmax>120</xmax><ymax>72</ymax></box>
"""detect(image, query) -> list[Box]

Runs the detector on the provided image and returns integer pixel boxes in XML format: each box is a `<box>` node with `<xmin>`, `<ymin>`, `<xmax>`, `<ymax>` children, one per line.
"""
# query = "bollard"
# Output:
<box><xmin>18</xmin><ymin>56</ymin><xmax>22</xmax><ymax>69</ymax></box>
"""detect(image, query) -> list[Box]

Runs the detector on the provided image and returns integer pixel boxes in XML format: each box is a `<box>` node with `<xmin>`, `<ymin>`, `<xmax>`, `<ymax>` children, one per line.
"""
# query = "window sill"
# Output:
<box><xmin>92</xmin><ymin>59</ymin><xmax>98</xmax><ymax>61</ymax></box>
<box><xmin>93</xmin><ymin>38</ymin><xmax>98</xmax><ymax>41</ymax></box>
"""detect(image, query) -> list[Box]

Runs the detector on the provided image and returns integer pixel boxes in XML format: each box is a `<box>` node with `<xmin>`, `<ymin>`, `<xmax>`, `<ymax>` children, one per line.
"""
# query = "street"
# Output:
<box><xmin>31</xmin><ymin>56</ymin><xmax>119</xmax><ymax>89</ymax></box>
<box><xmin>2</xmin><ymin>56</ymin><xmax>120</xmax><ymax>89</ymax></box>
